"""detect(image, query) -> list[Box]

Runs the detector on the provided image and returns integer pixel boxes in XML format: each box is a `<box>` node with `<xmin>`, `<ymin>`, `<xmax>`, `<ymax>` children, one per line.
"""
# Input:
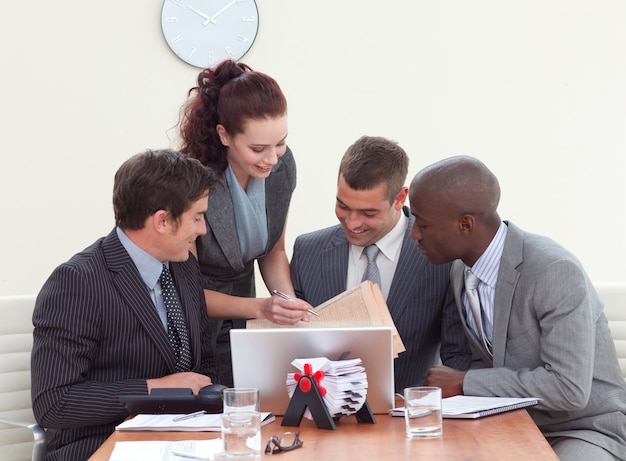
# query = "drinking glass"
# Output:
<box><xmin>221</xmin><ymin>388</ymin><xmax>261</xmax><ymax>459</ymax></box>
<box><xmin>404</xmin><ymin>386</ymin><xmax>443</xmax><ymax>438</ymax></box>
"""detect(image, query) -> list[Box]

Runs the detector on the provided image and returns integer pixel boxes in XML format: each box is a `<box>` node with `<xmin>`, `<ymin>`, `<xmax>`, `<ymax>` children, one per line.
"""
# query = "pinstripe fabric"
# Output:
<box><xmin>291</xmin><ymin>208</ymin><xmax>472</xmax><ymax>393</ymax></box>
<box><xmin>31</xmin><ymin>229</ymin><xmax>216</xmax><ymax>461</ymax></box>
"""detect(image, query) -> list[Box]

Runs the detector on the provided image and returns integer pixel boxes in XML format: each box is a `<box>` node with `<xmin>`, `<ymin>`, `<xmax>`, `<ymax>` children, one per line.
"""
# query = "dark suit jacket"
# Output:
<box><xmin>31</xmin><ymin>229</ymin><xmax>216</xmax><ymax>461</ymax></box>
<box><xmin>453</xmin><ymin>222</ymin><xmax>626</xmax><ymax>459</ymax></box>
<box><xmin>291</xmin><ymin>208</ymin><xmax>472</xmax><ymax>392</ymax></box>
<box><xmin>195</xmin><ymin>147</ymin><xmax>297</xmax><ymax>387</ymax></box>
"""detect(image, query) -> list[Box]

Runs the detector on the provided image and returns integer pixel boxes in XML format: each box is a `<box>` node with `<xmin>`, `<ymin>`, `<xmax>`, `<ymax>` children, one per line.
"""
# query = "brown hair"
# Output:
<box><xmin>113</xmin><ymin>149</ymin><xmax>217</xmax><ymax>230</ymax></box>
<box><xmin>178</xmin><ymin>59</ymin><xmax>287</xmax><ymax>173</ymax></box>
<box><xmin>339</xmin><ymin>136</ymin><xmax>409</xmax><ymax>203</ymax></box>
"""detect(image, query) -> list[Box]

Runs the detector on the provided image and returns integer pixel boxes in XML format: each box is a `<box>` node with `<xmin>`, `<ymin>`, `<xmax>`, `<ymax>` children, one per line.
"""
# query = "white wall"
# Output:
<box><xmin>2</xmin><ymin>0</ymin><xmax>625</xmax><ymax>296</ymax></box>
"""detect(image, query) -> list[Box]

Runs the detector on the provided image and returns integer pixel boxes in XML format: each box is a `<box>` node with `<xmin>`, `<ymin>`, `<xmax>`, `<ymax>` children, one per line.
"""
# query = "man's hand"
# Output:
<box><xmin>147</xmin><ymin>372</ymin><xmax>213</xmax><ymax>394</ymax></box>
<box><xmin>424</xmin><ymin>365</ymin><xmax>466</xmax><ymax>398</ymax></box>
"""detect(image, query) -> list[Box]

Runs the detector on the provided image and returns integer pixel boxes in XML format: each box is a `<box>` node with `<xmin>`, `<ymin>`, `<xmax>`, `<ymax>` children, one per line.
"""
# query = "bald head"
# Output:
<box><xmin>408</xmin><ymin>156</ymin><xmax>502</xmax><ymax>266</ymax></box>
<box><xmin>410</xmin><ymin>155</ymin><xmax>500</xmax><ymax>223</ymax></box>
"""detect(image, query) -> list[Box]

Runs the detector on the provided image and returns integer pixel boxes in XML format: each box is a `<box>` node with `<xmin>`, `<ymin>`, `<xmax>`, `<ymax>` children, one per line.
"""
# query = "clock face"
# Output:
<box><xmin>161</xmin><ymin>0</ymin><xmax>259</xmax><ymax>68</ymax></box>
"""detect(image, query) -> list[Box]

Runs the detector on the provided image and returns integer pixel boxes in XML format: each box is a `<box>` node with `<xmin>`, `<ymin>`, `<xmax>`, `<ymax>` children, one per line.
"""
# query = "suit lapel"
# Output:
<box><xmin>386</xmin><ymin>212</ymin><xmax>422</xmax><ymax>320</ymax></box>
<box><xmin>320</xmin><ymin>229</ymin><xmax>350</xmax><ymax>297</ymax></box>
<box><xmin>102</xmin><ymin>230</ymin><xmax>177</xmax><ymax>371</ymax></box>
<box><xmin>492</xmin><ymin>222</ymin><xmax>522</xmax><ymax>366</ymax></box>
<box><xmin>205</xmin><ymin>180</ymin><xmax>244</xmax><ymax>271</ymax></box>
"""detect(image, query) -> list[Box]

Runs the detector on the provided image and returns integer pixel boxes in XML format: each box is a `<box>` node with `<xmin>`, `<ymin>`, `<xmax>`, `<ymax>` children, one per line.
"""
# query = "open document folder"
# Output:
<box><xmin>247</xmin><ymin>281</ymin><xmax>405</xmax><ymax>358</ymax></box>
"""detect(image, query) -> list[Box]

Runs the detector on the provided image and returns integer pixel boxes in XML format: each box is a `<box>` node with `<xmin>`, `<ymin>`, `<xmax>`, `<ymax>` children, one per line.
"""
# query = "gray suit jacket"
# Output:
<box><xmin>31</xmin><ymin>229</ymin><xmax>216</xmax><ymax>461</ymax></box>
<box><xmin>291</xmin><ymin>208</ymin><xmax>472</xmax><ymax>393</ymax></box>
<box><xmin>195</xmin><ymin>147</ymin><xmax>297</xmax><ymax>386</ymax></box>
<box><xmin>453</xmin><ymin>221</ymin><xmax>626</xmax><ymax>458</ymax></box>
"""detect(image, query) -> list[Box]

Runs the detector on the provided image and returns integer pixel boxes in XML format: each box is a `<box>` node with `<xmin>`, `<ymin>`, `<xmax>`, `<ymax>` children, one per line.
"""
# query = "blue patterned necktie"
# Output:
<box><xmin>361</xmin><ymin>244</ymin><xmax>382</xmax><ymax>288</ymax></box>
<box><xmin>160</xmin><ymin>264</ymin><xmax>192</xmax><ymax>372</ymax></box>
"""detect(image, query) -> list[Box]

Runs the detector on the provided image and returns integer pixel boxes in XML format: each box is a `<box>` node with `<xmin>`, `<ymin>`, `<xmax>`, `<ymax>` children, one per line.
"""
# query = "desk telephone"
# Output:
<box><xmin>119</xmin><ymin>383</ymin><xmax>228</xmax><ymax>415</ymax></box>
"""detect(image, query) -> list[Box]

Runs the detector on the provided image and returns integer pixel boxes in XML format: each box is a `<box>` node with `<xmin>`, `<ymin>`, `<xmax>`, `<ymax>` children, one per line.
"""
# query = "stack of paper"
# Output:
<box><xmin>286</xmin><ymin>357</ymin><xmax>368</xmax><ymax>419</ymax></box>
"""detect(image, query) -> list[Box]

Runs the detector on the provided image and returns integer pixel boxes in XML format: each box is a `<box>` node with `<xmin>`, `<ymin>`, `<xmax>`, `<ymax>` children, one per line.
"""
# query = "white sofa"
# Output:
<box><xmin>594</xmin><ymin>283</ymin><xmax>626</xmax><ymax>381</ymax></box>
<box><xmin>0</xmin><ymin>295</ymin><xmax>44</xmax><ymax>461</ymax></box>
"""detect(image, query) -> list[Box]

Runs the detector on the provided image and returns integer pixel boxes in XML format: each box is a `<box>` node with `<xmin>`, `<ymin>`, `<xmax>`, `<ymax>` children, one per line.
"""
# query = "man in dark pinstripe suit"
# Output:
<box><xmin>291</xmin><ymin>136</ymin><xmax>471</xmax><ymax>393</ymax></box>
<box><xmin>31</xmin><ymin>150</ymin><xmax>219</xmax><ymax>461</ymax></box>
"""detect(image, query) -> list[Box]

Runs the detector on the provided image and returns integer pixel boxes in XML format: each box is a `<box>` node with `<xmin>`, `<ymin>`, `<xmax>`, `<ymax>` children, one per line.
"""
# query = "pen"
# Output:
<box><xmin>172</xmin><ymin>410</ymin><xmax>207</xmax><ymax>422</ymax></box>
<box><xmin>170</xmin><ymin>451</ymin><xmax>210</xmax><ymax>460</ymax></box>
<box><xmin>272</xmin><ymin>289</ymin><xmax>320</xmax><ymax>316</ymax></box>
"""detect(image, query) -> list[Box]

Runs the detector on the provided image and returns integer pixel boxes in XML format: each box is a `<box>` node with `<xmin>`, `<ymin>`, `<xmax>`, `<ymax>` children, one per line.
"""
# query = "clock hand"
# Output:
<box><xmin>205</xmin><ymin>0</ymin><xmax>238</xmax><ymax>25</ymax></box>
<box><xmin>187</xmin><ymin>5</ymin><xmax>213</xmax><ymax>24</ymax></box>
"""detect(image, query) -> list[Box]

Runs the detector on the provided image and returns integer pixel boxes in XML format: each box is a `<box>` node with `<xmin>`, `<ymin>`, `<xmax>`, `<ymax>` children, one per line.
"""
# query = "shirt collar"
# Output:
<box><xmin>465</xmin><ymin>221</ymin><xmax>508</xmax><ymax>288</ymax></box>
<box><xmin>116</xmin><ymin>227</ymin><xmax>163</xmax><ymax>290</ymax></box>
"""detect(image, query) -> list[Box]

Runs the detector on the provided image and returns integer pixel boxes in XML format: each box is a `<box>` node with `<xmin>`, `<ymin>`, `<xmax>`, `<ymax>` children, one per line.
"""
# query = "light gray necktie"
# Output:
<box><xmin>361</xmin><ymin>244</ymin><xmax>382</xmax><ymax>288</ymax></box>
<box><xmin>464</xmin><ymin>270</ymin><xmax>493</xmax><ymax>356</ymax></box>
<box><xmin>160</xmin><ymin>264</ymin><xmax>193</xmax><ymax>372</ymax></box>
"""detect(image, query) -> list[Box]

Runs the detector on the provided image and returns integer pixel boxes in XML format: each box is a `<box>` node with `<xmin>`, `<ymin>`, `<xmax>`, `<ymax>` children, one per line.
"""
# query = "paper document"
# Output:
<box><xmin>247</xmin><ymin>281</ymin><xmax>405</xmax><ymax>357</ymax></box>
<box><xmin>391</xmin><ymin>396</ymin><xmax>539</xmax><ymax>419</ymax></box>
<box><xmin>109</xmin><ymin>439</ymin><xmax>222</xmax><ymax>461</ymax></box>
<box><xmin>286</xmin><ymin>357</ymin><xmax>368</xmax><ymax>419</ymax></box>
<box><xmin>116</xmin><ymin>412</ymin><xmax>274</xmax><ymax>432</ymax></box>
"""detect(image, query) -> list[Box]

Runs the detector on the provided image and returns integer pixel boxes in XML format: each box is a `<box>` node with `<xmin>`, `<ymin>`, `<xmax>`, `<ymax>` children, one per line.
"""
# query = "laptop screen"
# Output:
<box><xmin>230</xmin><ymin>326</ymin><xmax>395</xmax><ymax>415</ymax></box>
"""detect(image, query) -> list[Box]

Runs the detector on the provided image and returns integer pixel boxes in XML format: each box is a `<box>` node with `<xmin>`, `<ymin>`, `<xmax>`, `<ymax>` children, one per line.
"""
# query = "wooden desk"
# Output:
<box><xmin>88</xmin><ymin>410</ymin><xmax>558</xmax><ymax>460</ymax></box>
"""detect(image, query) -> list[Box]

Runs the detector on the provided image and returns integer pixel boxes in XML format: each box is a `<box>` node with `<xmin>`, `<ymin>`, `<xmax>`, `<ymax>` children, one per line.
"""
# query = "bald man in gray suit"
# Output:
<box><xmin>411</xmin><ymin>156</ymin><xmax>626</xmax><ymax>461</ymax></box>
<box><xmin>290</xmin><ymin>136</ymin><xmax>471</xmax><ymax>393</ymax></box>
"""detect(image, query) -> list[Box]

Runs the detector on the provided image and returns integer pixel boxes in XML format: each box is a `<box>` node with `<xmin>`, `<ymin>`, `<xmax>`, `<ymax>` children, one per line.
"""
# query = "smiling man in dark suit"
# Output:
<box><xmin>290</xmin><ymin>136</ymin><xmax>471</xmax><ymax>392</ymax></box>
<box><xmin>31</xmin><ymin>149</ymin><xmax>219</xmax><ymax>461</ymax></box>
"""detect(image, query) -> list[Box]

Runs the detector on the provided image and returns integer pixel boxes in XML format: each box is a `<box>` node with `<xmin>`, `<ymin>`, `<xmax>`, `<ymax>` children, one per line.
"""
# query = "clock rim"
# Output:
<box><xmin>160</xmin><ymin>0</ymin><xmax>259</xmax><ymax>68</ymax></box>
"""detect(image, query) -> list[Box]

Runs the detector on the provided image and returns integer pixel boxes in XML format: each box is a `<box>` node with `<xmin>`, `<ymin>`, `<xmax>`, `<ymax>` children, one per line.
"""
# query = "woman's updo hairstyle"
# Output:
<box><xmin>179</xmin><ymin>59</ymin><xmax>287</xmax><ymax>173</ymax></box>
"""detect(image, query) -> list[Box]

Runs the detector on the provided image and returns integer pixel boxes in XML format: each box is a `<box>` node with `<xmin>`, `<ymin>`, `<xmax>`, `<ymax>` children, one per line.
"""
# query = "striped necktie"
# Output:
<box><xmin>464</xmin><ymin>270</ymin><xmax>493</xmax><ymax>356</ymax></box>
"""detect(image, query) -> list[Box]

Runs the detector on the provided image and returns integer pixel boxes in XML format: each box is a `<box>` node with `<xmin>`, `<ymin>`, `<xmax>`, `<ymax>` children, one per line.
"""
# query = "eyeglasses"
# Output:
<box><xmin>264</xmin><ymin>430</ymin><xmax>303</xmax><ymax>454</ymax></box>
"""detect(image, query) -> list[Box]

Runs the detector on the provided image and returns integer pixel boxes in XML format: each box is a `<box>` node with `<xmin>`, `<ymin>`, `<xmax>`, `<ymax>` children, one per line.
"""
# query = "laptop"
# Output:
<box><xmin>230</xmin><ymin>326</ymin><xmax>395</xmax><ymax>415</ymax></box>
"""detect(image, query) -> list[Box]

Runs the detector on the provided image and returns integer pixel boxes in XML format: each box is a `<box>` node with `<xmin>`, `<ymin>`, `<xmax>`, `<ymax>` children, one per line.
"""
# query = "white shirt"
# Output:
<box><xmin>346</xmin><ymin>212</ymin><xmax>407</xmax><ymax>301</ymax></box>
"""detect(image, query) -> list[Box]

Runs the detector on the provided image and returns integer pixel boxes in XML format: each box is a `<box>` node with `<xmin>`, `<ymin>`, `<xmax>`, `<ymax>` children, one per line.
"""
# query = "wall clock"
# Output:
<box><xmin>161</xmin><ymin>0</ymin><xmax>259</xmax><ymax>68</ymax></box>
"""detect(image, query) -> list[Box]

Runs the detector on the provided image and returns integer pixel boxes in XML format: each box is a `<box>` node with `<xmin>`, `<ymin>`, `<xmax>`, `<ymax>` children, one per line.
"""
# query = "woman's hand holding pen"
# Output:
<box><xmin>260</xmin><ymin>291</ymin><xmax>314</xmax><ymax>325</ymax></box>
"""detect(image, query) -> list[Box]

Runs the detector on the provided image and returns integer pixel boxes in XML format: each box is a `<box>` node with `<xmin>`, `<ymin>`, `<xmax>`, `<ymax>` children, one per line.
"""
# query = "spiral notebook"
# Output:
<box><xmin>392</xmin><ymin>395</ymin><xmax>540</xmax><ymax>419</ymax></box>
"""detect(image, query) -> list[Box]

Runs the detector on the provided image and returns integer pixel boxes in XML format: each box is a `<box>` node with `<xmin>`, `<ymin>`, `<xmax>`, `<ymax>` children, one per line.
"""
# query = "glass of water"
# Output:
<box><xmin>221</xmin><ymin>388</ymin><xmax>261</xmax><ymax>459</ymax></box>
<box><xmin>404</xmin><ymin>386</ymin><xmax>443</xmax><ymax>439</ymax></box>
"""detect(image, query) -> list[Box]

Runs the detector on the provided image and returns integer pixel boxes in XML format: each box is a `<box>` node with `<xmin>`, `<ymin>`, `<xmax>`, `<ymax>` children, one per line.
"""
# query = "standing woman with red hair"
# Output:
<box><xmin>178</xmin><ymin>59</ymin><xmax>312</xmax><ymax>387</ymax></box>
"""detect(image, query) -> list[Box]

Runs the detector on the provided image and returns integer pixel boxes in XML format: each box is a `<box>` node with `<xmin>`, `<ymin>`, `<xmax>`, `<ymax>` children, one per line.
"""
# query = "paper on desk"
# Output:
<box><xmin>116</xmin><ymin>412</ymin><xmax>274</xmax><ymax>431</ymax></box>
<box><xmin>390</xmin><ymin>396</ymin><xmax>540</xmax><ymax>418</ymax></box>
<box><xmin>287</xmin><ymin>357</ymin><xmax>368</xmax><ymax>419</ymax></box>
<box><xmin>109</xmin><ymin>439</ymin><xmax>222</xmax><ymax>461</ymax></box>
<box><xmin>441</xmin><ymin>396</ymin><xmax>539</xmax><ymax>418</ymax></box>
